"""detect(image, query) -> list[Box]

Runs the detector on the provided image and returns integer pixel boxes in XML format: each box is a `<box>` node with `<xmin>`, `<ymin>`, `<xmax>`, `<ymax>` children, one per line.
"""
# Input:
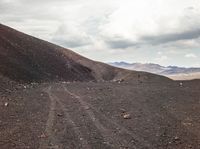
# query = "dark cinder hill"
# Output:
<box><xmin>0</xmin><ymin>24</ymin><xmax>94</xmax><ymax>83</ymax></box>
<box><xmin>1</xmin><ymin>24</ymin><xmax>200</xmax><ymax>149</ymax></box>
<box><xmin>0</xmin><ymin>23</ymin><xmax>170</xmax><ymax>84</ymax></box>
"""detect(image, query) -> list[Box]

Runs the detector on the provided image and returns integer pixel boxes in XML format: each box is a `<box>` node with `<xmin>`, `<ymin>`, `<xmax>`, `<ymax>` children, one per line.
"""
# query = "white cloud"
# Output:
<box><xmin>52</xmin><ymin>23</ymin><xmax>92</xmax><ymax>48</ymax></box>
<box><xmin>155</xmin><ymin>56</ymin><xmax>168</xmax><ymax>62</ymax></box>
<box><xmin>185</xmin><ymin>53</ymin><xmax>197</xmax><ymax>58</ymax></box>
<box><xmin>157</xmin><ymin>51</ymin><xmax>162</xmax><ymax>55</ymax></box>
<box><xmin>167</xmin><ymin>50</ymin><xmax>182</xmax><ymax>54</ymax></box>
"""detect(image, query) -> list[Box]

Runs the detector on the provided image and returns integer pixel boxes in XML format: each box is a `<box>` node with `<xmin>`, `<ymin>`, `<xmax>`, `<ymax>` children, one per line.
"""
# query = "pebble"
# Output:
<box><xmin>123</xmin><ymin>113</ymin><xmax>131</xmax><ymax>119</ymax></box>
<box><xmin>4</xmin><ymin>102</ymin><xmax>9</xmax><ymax>107</ymax></box>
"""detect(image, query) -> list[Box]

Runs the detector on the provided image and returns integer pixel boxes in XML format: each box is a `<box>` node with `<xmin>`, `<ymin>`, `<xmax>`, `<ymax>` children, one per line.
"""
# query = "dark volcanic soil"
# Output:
<box><xmin>0</xmin><ymin>80</ymin><xmax>199</xmax><ymax>149</ymax></box>
<box><xmin>0</xmin><ymin>23</ymin><xmax>200</xmax><ymax>149</ymax></box>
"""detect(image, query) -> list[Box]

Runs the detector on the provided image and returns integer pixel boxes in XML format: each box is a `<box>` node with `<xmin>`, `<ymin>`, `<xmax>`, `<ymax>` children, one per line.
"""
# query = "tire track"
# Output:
<box><xmin>50</xmin><ymin>87</ymin><xmax>92</xmax><ymax>149</ymax></box>
<box><xmin>86</xmin><ymin>100</ymin><xmax>151</xmax><ymax>148</ymax></box>
<box><xmin>39</xmin><ymin>86</ymin><xmax>58</xmax><ymax>149</ymax></box>
<box><xmin>39</xmin><ymin>85</ymin><xmax>152</xmax><ymax>148</ymax></box>
<box><xmin>62</xmin><ymin>86</ymin><xmax>142</xmax><ymax>148</ymax></box>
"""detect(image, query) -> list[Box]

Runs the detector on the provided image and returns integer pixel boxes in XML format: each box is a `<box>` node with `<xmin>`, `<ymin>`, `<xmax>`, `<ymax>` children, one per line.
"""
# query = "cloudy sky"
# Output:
<box><xmin>1</xmin><ymin>0</ymin><xmax>200</xmax><ymax>67</ymax></box>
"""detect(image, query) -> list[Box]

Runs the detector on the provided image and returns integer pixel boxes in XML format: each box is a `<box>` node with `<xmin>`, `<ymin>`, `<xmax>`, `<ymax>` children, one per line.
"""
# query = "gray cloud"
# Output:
<box><xmin>0</xmin><ymin>0</ymin><xmax>200</xmax><ymax>67</ymax></box>
<box><xmin>140</xmin><ymin>29</ymin><xmax>200</xmax><ymax>45</ymax></box>
<box><xmin>52</xmin><ymin>38</ymin><xmax>90</xmax><ymax>48</ymax></box>
<box><xmin>105</xmin><ymin>37</ymin><xmax>139</xmax><ymax>49</ymax></box>
<box><xmin>52</xmin><ymin>24</ymin><xmax>91</xmax><ymax>48</ymax></box>
<box><xmin>187</xmin><ymin>6</ymin><xmax>195</xmax><ymax>10</ymax></box>
<box><xmin>104</xmin><ymin>28</ymin><xmax>200</xmax><ymax>49</ymax></box>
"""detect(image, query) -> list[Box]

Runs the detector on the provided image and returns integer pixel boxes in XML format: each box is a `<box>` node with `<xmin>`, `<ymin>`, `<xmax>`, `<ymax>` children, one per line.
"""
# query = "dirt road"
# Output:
<box><xmin>0</xmin><ymin>81</ymin><xmax>200</xmax><ymax>149</ymax></box>
<box><xmin>39</xmin><ymin>85</ymin><xmax>151</xmax><ymax>149</ymax></box>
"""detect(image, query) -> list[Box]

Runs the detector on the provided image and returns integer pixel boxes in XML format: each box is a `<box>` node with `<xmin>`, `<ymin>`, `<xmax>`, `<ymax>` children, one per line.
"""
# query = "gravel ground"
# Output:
<box><xmin>0</xmin><ymin>80</ymin><xmax>200</xmax><ymax>149</ymax></box>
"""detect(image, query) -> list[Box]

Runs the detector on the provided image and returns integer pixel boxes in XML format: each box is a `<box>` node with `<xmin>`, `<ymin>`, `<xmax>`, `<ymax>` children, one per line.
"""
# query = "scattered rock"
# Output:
<box><xmin>57</xmin><ymin>113</ymin><xmax>63</xmax><ymax>117</ymax></box>
<box><xmin>50</xmin><ymin>145</ymin><xmax>59</xmax><ymax>149</ymax></box>
<box><xmin>123</xmin><ymin>113</ymin><xmax>131</xmax><ymax>119</ymax></box>
<box><xmin>5</xmin><ymin>89</ymin><xmax>11</xmax><ymax>93</ymax></box>
<box><xmin>182</xmin><ymin>122</ymin><xmax>192</xmax><ymax>126</ymax></box>
<box><xmin>39</xmin><ymin>133</ymin><xmax>47</xmax><ymax>138</ymax></box>
<box><xmin>174</xmin><ymin>136</ymin><xmax>179</xmax><ymax>140</ymax></box>
<box><xmin>4</xmin><ymin>102</ymin><xmax>9</xmax><ymax>107</ymax></box>
<box><xmin>120</xmin><ymin>108</ymin><xmax>126</xmax><ymax>113</ymax></box>
<box><xmin>187</xmin><ymin>145</ymin><xmax>193</xmax><ymax>148</ymax></box>
<box><xmin>113</xmin><ymin>79</ymin><xmax>124</xmax><ymax>83</ymax></box>
<box><xmin>179</xmin><ymin>82</ymin><xmax>183</xmax><ymax>87</ymax></box>
<box><xmin>85</xmin><ymin>106</ymin><xmax>90</xmax><ymax>110</ymax></box>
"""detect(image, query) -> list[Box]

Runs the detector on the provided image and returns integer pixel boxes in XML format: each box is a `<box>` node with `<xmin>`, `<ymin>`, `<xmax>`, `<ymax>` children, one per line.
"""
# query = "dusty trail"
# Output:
<box><xmin>39</xmin><ymin>86</ymin><xmax>57</xmax><ymax>149</ymax></box>
<box><xmin>1</xmin><ymin>81</ymin><xmax>200</xmax><ymax>149</ymax></box>
<box><xmin>51</xmin><ymin>93</ymin><xmax>92</xmax><ymax>149</ymax></box>
<box><xmin>62</xmin><ymin>85</ymin><xmax>151</xmax><ymax>149</ymax></box>
<box><xmin>35</xmin><ymin>82</ymin><xmax>200</xmax><ymax>149</ymax></box>
<box><xmin>63</xmin><ymin>86</ymin><xmax>122</xmax><ymax>148</ymax></box>
<box><xmin>39</xmin><ymin>86</ymin><xmax>91</xmax><ymax>149</ymax></box>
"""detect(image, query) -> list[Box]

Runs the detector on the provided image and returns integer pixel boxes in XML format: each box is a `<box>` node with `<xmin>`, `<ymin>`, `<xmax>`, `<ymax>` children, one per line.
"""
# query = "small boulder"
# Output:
<box><xmin>179</xmin><ymin>82</ymin><xmax>183</xmax><ymax>87</ymax></box>
<box><xmin>4</xmin><ymin>102</ymin><xmax>9</xmax><ymax>107</ymax></box>
<box><xmin>39</xmin><ymin>133</ymin><xmax>47</xmax><ymax>138</ymax></box>
<box><xmin>123</xmin><ymin>113</ymin><xmax>131</xmax><ymax>119</ymax></box>
<box><xmin>57</xmin><ymin>113</ymin><xmax>63</xmax><ymax>117</ymax></box>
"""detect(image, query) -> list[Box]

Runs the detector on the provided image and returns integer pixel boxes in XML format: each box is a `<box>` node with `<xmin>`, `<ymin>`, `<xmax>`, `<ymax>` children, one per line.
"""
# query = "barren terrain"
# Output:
<box><xmin>0</xmin><ymin>24</ymin><xmax>200</xmax><ymax>149</ymax></box>
<box><xmin>168</xmin><ymin>72</ymin><xmax>200</xmax><ymax>80</ymax></box>
<box><xmin>1</xmin><ymin>80</ymin><xmax>200</xmax><ymax>149</ymax></box>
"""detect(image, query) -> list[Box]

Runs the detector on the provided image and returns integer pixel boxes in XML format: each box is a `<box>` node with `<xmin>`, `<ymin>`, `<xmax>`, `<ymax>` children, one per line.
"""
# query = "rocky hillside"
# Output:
<box><xmin>0</xmin><ymin>24</ymin><xmax>171</xmax><ymax>85</ymax></box>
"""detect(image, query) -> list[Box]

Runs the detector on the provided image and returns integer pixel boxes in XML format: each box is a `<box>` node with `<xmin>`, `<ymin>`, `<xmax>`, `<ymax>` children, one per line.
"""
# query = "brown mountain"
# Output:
<box><xmin>0</xmin><ymin>23</ymin><xmax>169</xmax><ymax>84</ymax></box>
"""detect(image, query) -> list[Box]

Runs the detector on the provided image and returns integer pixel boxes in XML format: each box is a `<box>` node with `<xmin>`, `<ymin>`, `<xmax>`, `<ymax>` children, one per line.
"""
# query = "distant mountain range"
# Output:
<box><xmin>109</xmin><ymin>62</ymin><xmax>200</xmax><ymax>80</ymax></box>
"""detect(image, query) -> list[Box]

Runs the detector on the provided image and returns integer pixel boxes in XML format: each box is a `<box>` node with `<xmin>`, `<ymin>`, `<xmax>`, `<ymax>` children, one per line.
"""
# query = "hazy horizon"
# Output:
<box><xmin>1</xmin><ymin>0</ymin><xmax>200</xmax><ymax>67</ymax></box>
